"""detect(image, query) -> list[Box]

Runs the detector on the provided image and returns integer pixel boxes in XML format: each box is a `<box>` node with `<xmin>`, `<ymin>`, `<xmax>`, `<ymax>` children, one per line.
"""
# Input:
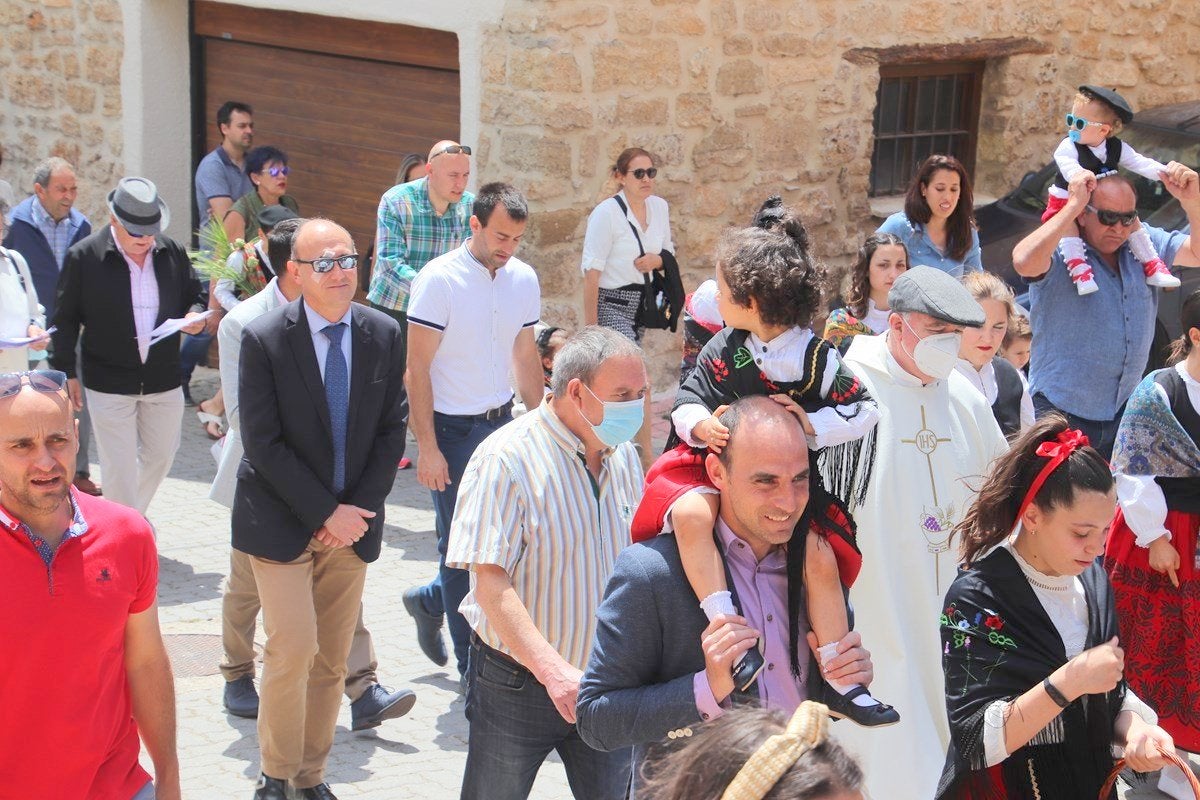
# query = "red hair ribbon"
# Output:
<box><xmin>1014</xmin><ymin>429</ymin><xmax>1091</xmax><ymax>529</ymax></box>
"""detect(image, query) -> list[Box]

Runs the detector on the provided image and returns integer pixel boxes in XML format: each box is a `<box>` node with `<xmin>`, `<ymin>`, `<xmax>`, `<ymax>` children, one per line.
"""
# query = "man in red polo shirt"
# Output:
<box><xmin>0</xmin><ymin>370</ymin><xmax>180</xmax><ymax>800</ymax></box>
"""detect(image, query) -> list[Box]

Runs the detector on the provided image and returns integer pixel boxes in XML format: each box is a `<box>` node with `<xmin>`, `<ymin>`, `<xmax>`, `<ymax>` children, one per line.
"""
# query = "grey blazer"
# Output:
<box><xmin>576</xmin><ymin>535</ymin><xmax>764</xmax><ymax>786</ymax></box>
<box><xmin>209</xmin><ymin>278</ymin><xmax>283</xmax><ymax>507</ymax></box>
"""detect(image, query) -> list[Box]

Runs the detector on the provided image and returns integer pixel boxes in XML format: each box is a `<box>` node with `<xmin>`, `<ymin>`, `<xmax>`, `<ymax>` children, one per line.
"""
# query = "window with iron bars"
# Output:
<box><xmin>870</xmin><ymin>62</ymin><xmax>984</xmax><ymax>196</ymax></box>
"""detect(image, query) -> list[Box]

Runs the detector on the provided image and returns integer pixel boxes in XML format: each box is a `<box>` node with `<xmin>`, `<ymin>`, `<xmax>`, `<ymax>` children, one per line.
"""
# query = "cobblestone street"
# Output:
<box><xmin>130</xmin><ymin>368</ymin><xmax>1184</xmax><ymax>799</ymax></box>
<box><xmin>140</xmin><ymin>368</ymin><xmax>569</xmax><ymax>798</ymax></box>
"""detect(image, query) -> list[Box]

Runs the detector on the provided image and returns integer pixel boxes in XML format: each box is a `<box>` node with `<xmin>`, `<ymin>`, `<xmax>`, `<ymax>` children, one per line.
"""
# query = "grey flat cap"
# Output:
<box><xmin>888</xmin><ymin>265</ymin><xmax>985</xmax><ymax>327</ymax></box>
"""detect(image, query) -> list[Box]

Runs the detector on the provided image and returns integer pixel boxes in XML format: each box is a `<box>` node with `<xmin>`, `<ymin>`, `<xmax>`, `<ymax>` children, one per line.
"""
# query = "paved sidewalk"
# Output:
<box><xmin>126</xmin><ymin>369</ymin><xmax>1184</xmax><ymax>798</ymax></box>
<box><xmin>138</xmin><ymin>369</ymin><xmax>570</xmax><ymax>798</ymax></box>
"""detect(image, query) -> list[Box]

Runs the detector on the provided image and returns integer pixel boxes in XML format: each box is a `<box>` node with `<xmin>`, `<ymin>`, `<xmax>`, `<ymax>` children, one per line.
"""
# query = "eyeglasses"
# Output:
<box><xmin>1085</xmin><ymin>204</ymin><xmax>1138</xmax><ymax>227</ymax></box>
<box><xmin>430</xmin><ymin>145</ymin><xmax>472</xmax><ymax>159</ymax></box>
<box><xmin>295</xmin><ymin>254</ymin><xmax>359</xmax><ymax>273</ymax></box>
<box><xmin>267</xmin><ymin>166</ymin><xmax>290</xmax><ymax>177</ymax></box>
<box><xmin>1065</xmin><ymin>113</ymin><xmax>1106</xmax><ymax>131</ymax></box>
<box><xmin>0</xmin><ymin>370</ymin><xmax>68</xmax><ymax>399</ymax></box>
<box><xmin>627</xmin><ymin>167</ymin><xmax>658</xmax><ymax>180</ymax></box>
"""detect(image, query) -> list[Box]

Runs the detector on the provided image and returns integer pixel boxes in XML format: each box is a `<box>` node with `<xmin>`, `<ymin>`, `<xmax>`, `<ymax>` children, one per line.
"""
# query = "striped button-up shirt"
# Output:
<box><xmin>447</xmin><ymin>402</ymin><xmax>644</xmax><ymax>672</ymax></box>
<box><xmin>366</xmin><ymin>177</ymin><xmax>474</xmax><ymax>313</ymax></box>
<box><xmin>111</xmin><ymin>228</ymin><xmax>158</xmax><ymax>363</ymax></box>
<box><xmin>30</xmin><ymin>197</ymin><xmax>78</xmax><ymax>269</ymax></box>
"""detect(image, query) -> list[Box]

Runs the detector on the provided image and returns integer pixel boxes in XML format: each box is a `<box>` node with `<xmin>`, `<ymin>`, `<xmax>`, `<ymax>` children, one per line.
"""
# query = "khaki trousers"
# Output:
<box><xmin>251</xmin><ymin>540</ymin><xmax>367</xmax><ymax>788</ymax></box>
<box><xmin>85</xmin><ymin>387</ymin><xmax>183</xmax><ymax>514</ymax></box>
<box><xmin>221</xmin><ymin>548</ymin><xmax>377</xmax><ymax>701</ymax></box>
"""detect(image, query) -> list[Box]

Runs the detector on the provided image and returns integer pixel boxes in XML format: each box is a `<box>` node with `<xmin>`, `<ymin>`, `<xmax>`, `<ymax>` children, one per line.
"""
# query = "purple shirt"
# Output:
<box><xmin>693</xmin><ymin>518</ymin><xmax>809</xmax><ymax>720</ymax></box>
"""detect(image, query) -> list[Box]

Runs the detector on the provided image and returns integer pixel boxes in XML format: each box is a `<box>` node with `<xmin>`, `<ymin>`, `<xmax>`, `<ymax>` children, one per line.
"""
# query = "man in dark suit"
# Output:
<box><xmin>50</xmin><ymin>176</ymin><xmax>207</xmax><ymax>513</ymax></box>
<box><xmin>232</xmin><ymin>218</ymin><xmax>409</xmax><ymax>800</ymax></box>
<box><xmin>575</xmin><ymin>396</ymin><xmax>876</xmax><ymax>790</ymax></box>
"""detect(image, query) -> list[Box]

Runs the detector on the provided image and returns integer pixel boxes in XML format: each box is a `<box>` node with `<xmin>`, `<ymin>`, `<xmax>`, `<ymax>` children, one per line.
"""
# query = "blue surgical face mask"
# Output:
<box><xmin>580</xmin><ymin>383</ymin><xmax>644</xmax><ymax>447</ymax></box>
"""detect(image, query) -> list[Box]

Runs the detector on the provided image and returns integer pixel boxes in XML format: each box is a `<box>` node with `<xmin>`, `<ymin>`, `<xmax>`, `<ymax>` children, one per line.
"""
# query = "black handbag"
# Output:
<box><xmin>611</xmin><ymin>195</ymin><xmax>684</xmax><ymax>332</ymax></box>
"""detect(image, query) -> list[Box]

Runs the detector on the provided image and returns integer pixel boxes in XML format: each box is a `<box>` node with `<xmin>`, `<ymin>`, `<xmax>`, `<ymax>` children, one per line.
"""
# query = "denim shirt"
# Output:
<box><xmin>1028</xmin><ymin>225</ymin><xmax>1186</xmax><ymax>421</ymax></box>
<box><xmin>876</xmin><ymin>211</ymin><xmax>982</xmax><ymax>278</ymax></box>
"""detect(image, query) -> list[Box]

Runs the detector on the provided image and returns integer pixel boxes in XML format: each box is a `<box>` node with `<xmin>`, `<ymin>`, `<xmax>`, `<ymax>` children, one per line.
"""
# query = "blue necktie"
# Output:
<box><xmin>321</xmin><ymin>323</ymin><xmax>348</xmax><ymax>494</ymax></box>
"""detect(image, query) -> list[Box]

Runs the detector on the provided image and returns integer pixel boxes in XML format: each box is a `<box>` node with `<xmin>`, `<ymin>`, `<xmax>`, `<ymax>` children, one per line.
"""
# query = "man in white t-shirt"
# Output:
<box><xmin>403</xmin><ymin>182</ymin><xmax>546</xmax><ymax>685</ymax></box>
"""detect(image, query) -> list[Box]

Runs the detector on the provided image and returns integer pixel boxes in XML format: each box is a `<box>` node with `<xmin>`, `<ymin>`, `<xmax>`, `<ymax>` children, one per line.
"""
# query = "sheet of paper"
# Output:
<box><xmin>149</xmin><ymin>311</ymin><xmax>212</xmax><ymax>345</ymax></box>
<box><xmin>0</xmin><ymin>325</ymin><xmax>55</xmax><ymax>349</ymax></box>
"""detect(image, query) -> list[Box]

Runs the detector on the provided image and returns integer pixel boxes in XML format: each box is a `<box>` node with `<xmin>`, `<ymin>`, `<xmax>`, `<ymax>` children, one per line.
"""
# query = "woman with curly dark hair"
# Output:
<box><xmin>877</xmin><ymin>154</ymin><xmax>981</xmax><ymax>278</ymax></box>
<box><xmin>630</xmin><ymin>200</ymin><xmax>894</xmax><ymax>728</ymax></box>
<box><xmin>937</xmin><ymin>415</ymin><xmax>1176</xmax><ymax>799</ymax></box>
<box><xmin>823</xmin><ymin>233</ymin><xmax>908</xmax><ymax>351</ymax></box>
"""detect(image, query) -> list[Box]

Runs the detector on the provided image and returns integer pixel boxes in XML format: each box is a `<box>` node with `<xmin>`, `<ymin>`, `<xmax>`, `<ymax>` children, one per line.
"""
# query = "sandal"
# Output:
<box><xmin>197</xmin><ymin>410</ymin><xmax>226</xmax><ymax>440</ymax></box>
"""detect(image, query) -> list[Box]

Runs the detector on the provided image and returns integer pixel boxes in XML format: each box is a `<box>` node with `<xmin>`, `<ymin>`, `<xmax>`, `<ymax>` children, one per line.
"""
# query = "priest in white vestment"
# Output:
<box><xmin>838</xmin><ymin>266</ymin><xmax>1008</xmax><ymax>800</ymax></box>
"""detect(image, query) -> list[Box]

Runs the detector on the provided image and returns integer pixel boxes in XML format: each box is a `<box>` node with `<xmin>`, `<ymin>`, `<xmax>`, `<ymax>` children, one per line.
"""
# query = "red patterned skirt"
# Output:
<box><xmin>1105</xmin><ymin>507</ymin><xmax>1200</xmax><ymax>752</ymax></box>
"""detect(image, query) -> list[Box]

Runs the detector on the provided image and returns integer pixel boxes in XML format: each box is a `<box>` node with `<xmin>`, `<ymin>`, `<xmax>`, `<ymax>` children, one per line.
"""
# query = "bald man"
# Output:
<box><xmin>233</xmin><ymin>219</ymin><xmax>410</xmax><ymax>799</ymax></box>
<box><xmin>1014</xmin><ymin>163</ymin><xmax>1200</xmax><ymax>458</ymax></box>
<box><xmin>367</xmin><ymin>139</ymin><xmax>475</xmax><ymax>369</ymax></box>
<box><xmin>0</xmin><ymin>370</ymin><xmax>179</xmax><ymax>800</ymax></box>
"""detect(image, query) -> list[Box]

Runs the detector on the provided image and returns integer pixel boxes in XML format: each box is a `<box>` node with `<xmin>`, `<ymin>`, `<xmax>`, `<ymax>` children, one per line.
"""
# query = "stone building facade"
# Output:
<box><xmin>3</xmin><ymin>0</ymin><xmax>1198</xmax><ymax>385</ymax></box>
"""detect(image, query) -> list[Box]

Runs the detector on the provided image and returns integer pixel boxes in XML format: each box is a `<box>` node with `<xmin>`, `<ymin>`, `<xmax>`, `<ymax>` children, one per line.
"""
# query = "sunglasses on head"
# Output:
<box><xmin>431</xmin><ymin>145</ymin><xmax>472</xmax><ymax>159</ymax></box>
<box><xmin>0</xmin><ymin>370</ymin><xmax>68</xmax><ymax>399</ymax></box>
<box><xmin>627</xmin><ymin>167</ymin><xmax>658</xmax><ymax>180</ymax></box>
<box><xmin>1086</xmin><ymin>204</ymin><xmax>1138</xmax><ymax>227</ymax></box>
<box><xmin>296</xmin><ymin>254</ymin><xmax>359</xmax><ymax>273</ymax></box>
<box><xmin>1065</xmin><ymin>113</ymin><xmax>1106</xmax><ymax>131</ymax></box>
<box><xmin>267</xmin><ymin>165</ymin><xmax>290</xmax><ymax>177</ymax></box>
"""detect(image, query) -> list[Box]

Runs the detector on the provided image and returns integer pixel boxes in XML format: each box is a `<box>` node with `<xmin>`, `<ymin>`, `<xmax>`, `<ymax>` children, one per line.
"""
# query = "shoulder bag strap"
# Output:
<box><xmin>612</xmin><ymin>195</ymin><xmax>651</xmax><ymax>288</ymax></box>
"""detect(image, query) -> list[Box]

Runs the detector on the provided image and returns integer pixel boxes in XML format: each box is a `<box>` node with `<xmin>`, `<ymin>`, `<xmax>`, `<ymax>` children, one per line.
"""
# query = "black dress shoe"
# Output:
<box><xmin>224</xmin><ymin>675</ymin><xmax>259</xmax><ymax>719</ymax></box>
<box><xmin>298</xmin><ymin>784</ymin><xmax>338</xmax><ymax>799</ymax></box>
<box><xmin>402</xmin><ymin>587</ymin><xmax>448</xmax><ymax>666</ymax></box>
<box><xmin>252</xmin><ymin>774</ymin><xmax>287</xmax><ymax>800</ymax></box>
<box><xmin>822</xmin><ymin>684</ymin><xmax>901</xmax><ymax>727</ymax></box>
<box><xmin>350</xmin><ymin>683</ymin><xmax>417</xmax><ymax>731</ymax></box>
<box><xmin>731</xmin><ymin>644</ymin><xmax>765</xmax><ymax>692</ymax></box>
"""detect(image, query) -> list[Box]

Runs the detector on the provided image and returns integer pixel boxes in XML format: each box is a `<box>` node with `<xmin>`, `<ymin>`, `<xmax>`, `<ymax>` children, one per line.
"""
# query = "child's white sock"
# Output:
<box><xmin>1060</xmin><ymin>235</ymin><xmax>1087</xmax><ymax>264</ymax></box>
<box><xmin>818</xmin><ymin>641</ymin><xmax>879</xmax><ymax>707</ymax></box>
<box><xmin>699</xmin><ymin>590</ymin><xmax>737</xmax><ymax>621</ymax></box>
<box><xmin>1127</xmin><ymin>225</ymin><xmax>1160</xmax><ymax>264</ymax></box>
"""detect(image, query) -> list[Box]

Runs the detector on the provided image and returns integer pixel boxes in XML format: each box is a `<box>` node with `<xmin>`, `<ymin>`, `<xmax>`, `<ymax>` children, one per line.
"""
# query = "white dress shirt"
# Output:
<box><xmin>954</xmin><ymin>358</ymin><xmax>1035</xmax><ymax>431</ymax></box>
<box><xmin>111</xmin><ymin>227</ymin><xmax>158</xmax><ymax>363</ymax></box>
<box><xmin>1115</xmin><ymin>362</ymin><xmax>1200</xmax><ymax>547</ymax></box>
<box><xmin>303</xmin><ymin>300</ymin><xmax>353</xmax><ymax>385</ymax></box>
<box><xmin>581</xmin><ymin>191</ymin><xmax>674</xmax><ymax>289</ymax></box>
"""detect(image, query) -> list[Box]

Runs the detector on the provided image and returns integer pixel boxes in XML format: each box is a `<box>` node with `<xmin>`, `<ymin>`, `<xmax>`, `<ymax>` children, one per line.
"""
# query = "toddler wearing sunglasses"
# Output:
<box><xmin>1044</xmin><ymin>84</ymin><xmax>1180</xmax><ymax>295</ymax></box>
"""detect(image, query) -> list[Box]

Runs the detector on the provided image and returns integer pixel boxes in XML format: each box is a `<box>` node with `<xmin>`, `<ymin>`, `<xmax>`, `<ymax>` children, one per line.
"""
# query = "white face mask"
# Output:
<box><xmin>901</xmin><ymin>316</ymin><xmax>962</xmax><ymax>380</ymax></box>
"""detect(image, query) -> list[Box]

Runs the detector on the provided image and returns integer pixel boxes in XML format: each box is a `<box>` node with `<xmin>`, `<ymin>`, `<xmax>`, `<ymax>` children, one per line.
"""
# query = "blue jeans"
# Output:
<box><xmin>180</xmin><ymin>330</ymin><xmax>214</xmax><ymax>384</ymax></box>
<box><xmin>1031</xmin><ymin>393</ymin><xmax>1124</xmax><ymax>461</ymax></box>
<box><xmin>413</xmin><ymin>411</ymin><xmax>509</xmax><ymax>676</ymax></box>
<box><xmin>461</xmin><ymin>638</ymin><xmax>632</xmax><ymax>800</ymax></box>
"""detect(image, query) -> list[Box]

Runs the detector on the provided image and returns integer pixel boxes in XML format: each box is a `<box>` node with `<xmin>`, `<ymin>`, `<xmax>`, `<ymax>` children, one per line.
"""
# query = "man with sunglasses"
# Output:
<box><xmin>1014</xmin><ymin>163</ymin><xmax>1200</xmax><ymax>458</ymax></box>
<box><xmin>51</xmin><ymin>177</ymin><xmax>207</xmax><ymax>514</ymax></box>
<box><xmin>367</xmin><ymin>139</ymin><xmax>475</xmax><ymax>373</ymax></box>
<box><xmin>0</xmin><ymin>370</ymin><xmax>179</xmax><ymax>800</ymax></box>
<box><xmin>233</xmin><ymin>218</ymin><xmax>408</xmax><ymax>800</ymax></box>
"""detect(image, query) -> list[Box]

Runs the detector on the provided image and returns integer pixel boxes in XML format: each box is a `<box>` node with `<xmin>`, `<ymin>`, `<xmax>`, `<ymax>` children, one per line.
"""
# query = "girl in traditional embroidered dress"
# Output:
<box><xmin>631</xmin><ymin>201</ymin><xmax>894</xmax><ymax>727</ymax></box>
<box><xmin>938</xmin><ymin>417</ymin><xmax>1177</xmax><ymax>799</ymax></box>
<box><xmin>823</xmin><ymin>232</ymin><xmax>909</xmax><ymax>352</ymax></box>
<box><xmin>1105</xmin><ymin>289</ymin><xmax>1200</xmax><ymax>799</ymax></box>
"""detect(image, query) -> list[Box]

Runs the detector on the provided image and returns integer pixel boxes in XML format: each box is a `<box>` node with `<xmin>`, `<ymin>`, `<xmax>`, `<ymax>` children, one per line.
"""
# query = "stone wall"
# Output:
<box><xmin>477</xmin><ymin>0</ymin><xmax>1200</xmax><ymax>386</ymax></box>
<box><xmin>0</xmin><ymin>0</ymin><xmax>124</xmax><ymax>224</ymax></box>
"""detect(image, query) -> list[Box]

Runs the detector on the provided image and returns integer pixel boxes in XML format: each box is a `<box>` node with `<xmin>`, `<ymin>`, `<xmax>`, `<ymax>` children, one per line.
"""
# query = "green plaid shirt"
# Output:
<box><xmin>367</xmin><ymin>178</ymin><xmax>474</xmax><ymax>312</ymax></box>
